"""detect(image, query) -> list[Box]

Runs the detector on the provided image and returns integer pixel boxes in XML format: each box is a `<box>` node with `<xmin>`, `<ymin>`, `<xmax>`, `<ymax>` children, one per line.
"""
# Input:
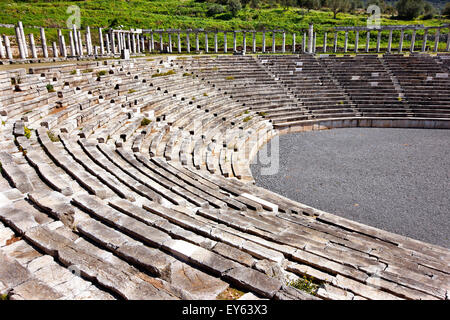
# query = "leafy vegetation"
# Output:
<box><xmin>141</xmin><ymin>117</ymin><xmax>151</xmax><ymax>126</ymax></box>
<box><xmin>24</xmin><ymin>126</ymin><xmax>31</xmax><ymax>139</ymax></box>
<box><xmin>151</xmin><ymin>70</ymin><xmax>176</xmax><ymax>78</ymax></box>
<box><xmin>46</xmin><ymin>84</ymin><xmax>55</xmax><ymax>92</ymax></box>
<box><xmin>47</xmin><ymin>130</ymin><xmax>59</xmax><ymax>142</ymax></box>
<box><xmin>287</xmin><ymin>275</ymin><xmax>319</xmax><ymax>295</ymax></box>
<box><xmin>96</xmin><ymin>70</ymin><xmax>107</xmax><ymax>77</ymax></box>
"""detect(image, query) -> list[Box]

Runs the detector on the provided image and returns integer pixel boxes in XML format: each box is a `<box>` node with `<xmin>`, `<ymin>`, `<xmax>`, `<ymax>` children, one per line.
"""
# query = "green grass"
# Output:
<box><xmin>140</xmin><ymin>117</ymin><xmax>151</xmax><ymax>126</ymax></box>
<box><xmin>0</xmin><ymin>1</ymin><xmax>448</xmax><ymax>51</ymax></box>
<box><xmin>24</xmin><ymin>126</ymin><xmax>31</xmax><ymax>139</ymax></box>
<box><xmin>151</xmin><ymin>70</ymin><xmax>176</xmax><ymax>78</ymax></box>
<box><xmin>47</xmin><ymin>130</ymin><xmax>59</xmax><ymax>142</ymax></box>
<box><xmin>287</xmin><ymin>275</ymin><xmax>319</xmax><ymax>295</ymax></box>
<box><xmin>46</xmin><ymin>84</ymin><xmax>55</xmax><ymax>92</ymax></box>
<box><xmin>96</xmin><ymin>70</ymin><xmax>107</xmax><ymax>77</ymax></box>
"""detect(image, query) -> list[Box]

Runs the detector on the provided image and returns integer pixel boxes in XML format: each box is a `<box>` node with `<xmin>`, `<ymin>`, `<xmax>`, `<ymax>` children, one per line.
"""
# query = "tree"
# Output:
<box><xmin>395</xmin><ymin>0</ymin><xmax>424</xmax><ymax>20</ymax></box>
<box><xmin>422</xmin><ymin>1</ymin><xmax>436</xmax><ymax>19</ymax></box>
<box><xmin>206</xmin><ymin>3</ymin><xmax>226</xmax><ymax>17</ymax></box>
<box><xmin>327</xmin><ymin>0</ymin><xmax>351</xmax><ymax>19</ymax></box>
<box><xmin>280</xmin><ymin>0</ymin><xmax>295</xmax><ymax>11</ymax></box>
<box><xmin>298</xmin><ymin>0</ymin><xmax>321</xmax><ymax>12</ymax></box>
<box><xmin>227</xmin><ymin>0</ymin><xmax>242</xmax><ymax>17</ymax></box>
<box><xmin>444</xmin><ymin>2</ymin><xmax>450</xmax><ymax>18</ymax></box>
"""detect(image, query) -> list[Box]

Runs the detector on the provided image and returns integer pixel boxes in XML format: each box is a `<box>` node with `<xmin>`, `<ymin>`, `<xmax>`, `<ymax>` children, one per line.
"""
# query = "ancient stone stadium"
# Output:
<box><xmin>0</xmin><ymin>22</ymin><xmax>449</xmax><ymax>301</ymax></box>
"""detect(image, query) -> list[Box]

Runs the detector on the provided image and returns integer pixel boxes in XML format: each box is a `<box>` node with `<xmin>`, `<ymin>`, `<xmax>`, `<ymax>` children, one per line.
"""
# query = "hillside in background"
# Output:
<box><xmin>0</xmin><ymin>0</ymin><xmax>448</xmax><ymax>46</ymax></box>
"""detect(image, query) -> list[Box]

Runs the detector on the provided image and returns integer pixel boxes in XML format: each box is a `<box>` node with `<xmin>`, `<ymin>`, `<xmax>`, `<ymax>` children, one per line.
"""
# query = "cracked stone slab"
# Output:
<box><xmin>223</xmin><ymin>266</ymin><xmax>282</xmax><ymax>298</ymax></box>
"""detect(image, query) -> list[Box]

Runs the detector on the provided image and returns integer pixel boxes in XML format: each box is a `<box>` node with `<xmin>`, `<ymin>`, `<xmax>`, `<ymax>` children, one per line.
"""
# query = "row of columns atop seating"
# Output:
<box><xmin>333</xmin><ymin>24</ymin><xmax>450</xmax><ymax>54</ymax></box>
<box><xmin>1</xmin><ymin>22</ymin><xmax>450</xmax><ymax>60</ymax></box>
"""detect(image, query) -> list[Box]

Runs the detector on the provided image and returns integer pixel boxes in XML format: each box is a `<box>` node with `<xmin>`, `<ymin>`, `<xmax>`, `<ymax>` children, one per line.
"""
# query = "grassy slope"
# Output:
<box><xmin>0</xmin><ymin>0</ymin><xmax>448</xmax><ymax>50</ymax></box>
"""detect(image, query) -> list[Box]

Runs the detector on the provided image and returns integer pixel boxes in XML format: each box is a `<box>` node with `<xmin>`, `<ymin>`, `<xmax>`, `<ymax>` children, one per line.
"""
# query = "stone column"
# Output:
<box><xmin>262</xmin><ymin>31</ymin><xmax>266</xmax><ymax>53</ymax></box>
<box><xmin>387</xmin><ymin>29</ymin><xmax>393</xmax><ymax>53</ymax></box>
<box><xmin>86</xmin><ymin>26</ymin><xmax>93</xmax><ymax>55</ymax></box>
<box><xmin>242</xmin><ymin>31</ymin><xmax>246</xmax><ymax>53</ymax></box>
<box><xmin>52</xmin><ymin>41</ymin><xmax>58</xmax><ymax>58</ymax></box>
<box><xmin>134</xmin><ymin>33</ymin><xmax>141</xmax><ymax>53</ymax></box>
<box><xmin>110</xmin><ymin>30</ymin><xmax>116</xmax><ymax>55</ymax></box>
<box><xmin>365</xmin><ymin>31</ymin><xmax>370</xmax><ymax>53</ymax></box>
<box><xmin>333</xmin><ymin>32</ymin><xmax>338</xmax><ymax>53</ymax></box>
<box><xmin>3</xmin><ymin>35</ymin><xmax>13</xmax><ymax>60</ymax></box>
<box><xmin>69</xmin><ymin>31</ymin><xmax>75</xmax><ymax>56</ymax></box>
<box><xmin>344</xmin><ymin>31</ymin><xmax>348</xmax><ymax>53</ymax></box>
<box><xmin>160</xmin><ymin>32</ymin><xmax>164</xmax><ymax>52</ymax></box>
<box><xmin>168</xmin><ymin>33</ymin><xmax>172</xmax><ymax>53</ymax></box>
<box><xmin>399</xmin><ymin>29</ymin><xmax>404</xmax><ymax>53</ymax></box>
<box><xmin>141</xmin><ymin>35</ymin><xmax>145</xmax><ymax>53</ymax></box>
<box><xmin>292</xmin><ymin>33</ymin><xmax>296</xmax><ymax>53</ymax></box>
<box><xmin>446</xmin><ymin>30</ymin><xmax>450</xmax><ymax>52</ymax></box>
<box><xmin>127</xmin><ymin>33</ymin><xmax>132</xmax><ymax>52</ymax></box>
<box><xmin>117</xmin><ymin>32</ymin><xmax>122</xmax><ymax>52</ymax></box>
<box><xmin>204</xmin><ymin>32</ymin><xmax>208</xmax><ymax>53</ymax></box>
<box><xmin>106</xmin><ymin>33</ymin><xmax>110</xmax><ymax>54</ymax></box>
<box><xmin>313</xmin><ymin>32</ymin><xmax>316</xmax><ymax>53</ymax></box>
<box><xmin>72</xmin><ymin>25</ymin><xmax>79</xmax><ymax>55</ymax></box>
<box><xmin>186</xmin><ymin>32</ymin><xmax>190</xmax><ymax>53</ymax></box>
<box><xmin>410</xmin><ymin>29</ymin><xmax>416</xmax><ymax>52</ymax></box>
<box><xmin>0</xmin><ymin>36</ymin><xmax>5</xmax><ymax>59</ymax></box>
<box><xmin>376</xmin><ymin>30</ymin><xmax>381</xmax><ymax>53</ymax></box>
<box><xmin>18</xmin><ymin>21</ymin><xmax>28</xmax><ymax>57</ymax></box>
<box><xmin>252</xmin><ymin>31</ymin><xmax>256</xmax><ymax>53</ymax></box>
<box><xmin>223</xmin><ymin>32</ymin><xmax>227</xmax><ymax>53</ymax></box>
<box><xmin>60</xmin><ymin>34</ymin><xmax>67</xmax><ymax>58</ymax></box>
<box><xmin>282</xmin><ymin>31</ymin><xmax>286</xmax><ymax>53</ymax></box>
<box><xmin>77</xmin><ymin>30</ymin><xmax>83</xmax><ymax>56</ymax></box>
<box><xmin>306</xmin><ymin>24</ymin><xmax>313</xmax><ymax>54</ymax></box>
<box><xmin>323</xmin><ymin>32</ymin><xmax>327</xmax><ymax>53</ymax></box>
<box><xmin>196</xmin><ymin>32</ymin><xmax>200</xmax><ymax>52</ymax></box>
<box><xmin>29</xmin><ymin>34</ymin><xmax>37</xmax><ymax>59</ymax></box>
<box><xmin>303</xmin><ymin>32</ymin><xmax>307</xmax><ymax>53</ymax></box>
<box><xmin>433</xmin><ymin>28</ymin><xmax>440</xmax><ymax>52</ymax></box>
<box><xmin>214</xmin><ymin>32</ymin><xmax>218</xmax><ymax>53</ymax></box>
<box><xmin>178</xmin><ymin>32</ymin><xmax>182</xmax><ymax>53</ymax></box>
<box><xmin>150</xmin><ymin>32</ymin><xmax>154</xmax><ymax>52</ymax></box>
<box><xmin>272</xmin><ymin>31</ymin><xmax>276</xmax><ymax>53</ymax></box>
<box><xmin>233</xmin><ymin>31</ymin><xmax>237</xmax><ymax>52</ymax></box>
<box><xmin>15</xmin><ymin>27</ymin><xmax>26</xmax><ymax>59</ymax></box>
<box><xmin>354</xmin><ymin>30</ymin><xmax>359</xmax><ymax>53</ymax></box>
<box><xmin>57</xmin><ymin>29</ymin><xmax>63</xmax><ymax>55</ymax></box>
<box><xmin>422</xmin><ymin>29</ymin><xmax>428</xmax><ymax>52</ymax></box>
<box><xmin>99</xmin><ymin>28</ymin><xmax>104</xmax><ymax>55</ymax></box>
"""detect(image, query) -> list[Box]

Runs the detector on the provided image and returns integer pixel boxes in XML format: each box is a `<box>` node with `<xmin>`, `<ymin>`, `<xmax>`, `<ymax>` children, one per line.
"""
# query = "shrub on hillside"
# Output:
<box><xmin>443</xmin><ymin>2</ymin><xmax>450</xmax><ymax>18</ymax></box>
<box><xmin>227</xmin><ymin>0</ymin><xmax>242</xmax><ymax>17</ymax></box>
<box><xmin>207</xmin><ymin>3</ymin><xmax>226</xmax><ymax>17</ymax></box>
<box><xmin>396</xmin><ymin>0</ymin><xmax>424</xmax><ymax>20</ymax></box>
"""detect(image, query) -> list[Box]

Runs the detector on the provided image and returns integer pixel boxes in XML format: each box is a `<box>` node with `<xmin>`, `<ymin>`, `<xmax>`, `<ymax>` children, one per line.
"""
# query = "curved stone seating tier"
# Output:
<box><xmin>0</xmin><ymin>54</ymin><xmax>449</xmax><ymax>300</ymax></box>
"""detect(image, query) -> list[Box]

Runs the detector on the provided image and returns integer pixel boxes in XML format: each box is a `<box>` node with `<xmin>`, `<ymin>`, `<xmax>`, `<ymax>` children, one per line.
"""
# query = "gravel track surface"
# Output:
<box><xmin>251</xmin><ymin>128</ymin><xmax>450</xmax><ymax>248</ymax></box>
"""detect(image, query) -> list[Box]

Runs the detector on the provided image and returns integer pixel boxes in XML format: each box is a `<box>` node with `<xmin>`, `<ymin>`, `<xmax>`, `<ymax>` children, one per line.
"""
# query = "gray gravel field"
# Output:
<box><xmin>251</xmin><ymin>128</ymin><xmax>450</xmax><ymax>248</ymax></box>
